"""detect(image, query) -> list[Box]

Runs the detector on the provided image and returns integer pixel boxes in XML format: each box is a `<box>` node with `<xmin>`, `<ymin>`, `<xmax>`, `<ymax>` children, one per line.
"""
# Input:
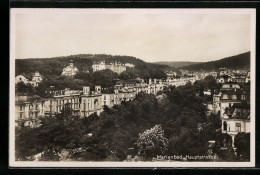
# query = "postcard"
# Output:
<box><xmin>9</xmin><ymin>8</ymin><xmax>256</xmax><ymax>167</ymax></box>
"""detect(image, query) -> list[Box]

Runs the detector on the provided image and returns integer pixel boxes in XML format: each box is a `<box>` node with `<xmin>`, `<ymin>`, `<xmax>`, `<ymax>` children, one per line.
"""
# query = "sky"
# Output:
<box><xmin>11</xmin><ymin>9</ymin><xmax>254</xmax><ymax>62</ymax></box>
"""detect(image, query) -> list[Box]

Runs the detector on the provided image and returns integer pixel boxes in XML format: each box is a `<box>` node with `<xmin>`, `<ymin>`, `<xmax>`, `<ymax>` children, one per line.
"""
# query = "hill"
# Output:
<box><xmin>153</xmin><ymin>61</ymin><xmax>202</xmax><ymax>68</ymax></box>
<box><xmin>179</xmin><ymin>52</ymin><xmax>250</xmax><ymax>71</ymax></box>
<box><xmin>15</xmin><ymin>54</ymin><xmax>170</xmax><ymax>79</ymax></box>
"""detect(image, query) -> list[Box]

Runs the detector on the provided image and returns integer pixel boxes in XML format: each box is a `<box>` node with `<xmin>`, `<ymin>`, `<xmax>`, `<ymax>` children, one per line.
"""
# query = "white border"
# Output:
<box><xmin>9</xmin><ymin>8</ymin><xmax>256</xmax><ymax>167</ymax></box>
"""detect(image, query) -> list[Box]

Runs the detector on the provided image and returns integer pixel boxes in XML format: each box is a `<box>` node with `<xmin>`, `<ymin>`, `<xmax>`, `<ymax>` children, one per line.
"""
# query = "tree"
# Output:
<box><xmin>15</xmin><ymin>82</ymin><xmax>34</xmax><ymax>94</ymax></box>
<box><xmin>213</xmin><ymin>132</ymin><xmax>236</xmax><ymax>161</ymax></box>
<box><xmin>136</xmin><ymin>125</ymin><xmax>168</xmax><ymax>160</ymax></box>
<box><xmin>234</xmin><ymin>133</ymin><xmax>250</xmax><ymax>161</ymax></box>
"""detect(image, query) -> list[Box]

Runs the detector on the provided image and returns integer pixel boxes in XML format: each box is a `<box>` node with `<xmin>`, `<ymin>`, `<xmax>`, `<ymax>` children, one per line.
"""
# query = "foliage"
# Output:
<box><xmin>15</xmin><ymin>82</ymin><xmax>34</xmax><ymax>94</ymax></box>
<box><xmin>234</xmin><ymin>133</ymin><xmax>250</xmax><ymax>161</ymax></box>
<box><xmin>16</xmin><ymin>54</ymin><xmax>168</xmax><ymax>80</ymax></box>
<box><xmin>136</xmin><ymin>125</ymin><xmax>168</xmax><ymax>160</ymax></box>
<box><xmin>180</xmin><ymin>52</ymin><xmax>250</xmax><ymax>71</ymax></box>
<box><xmin>16</xmin><ymin>78</ymin><xmax>230</xmax><ymax>161</ymax></box>
<box><xmin>212</xmin><ymin>132</ymin><xmax>236</xmax><ymax>161</ymax></box>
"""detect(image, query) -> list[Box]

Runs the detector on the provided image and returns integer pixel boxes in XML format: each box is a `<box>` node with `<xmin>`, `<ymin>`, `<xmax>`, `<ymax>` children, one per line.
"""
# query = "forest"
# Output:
<box><xmin>15</xmin><ymin>54</ymin><xmax>171</xmax><ymax>79</ymax></box>
<box><xmin>180</xmin><ymin>52</ymin><xmax>250</xmax><ymax>71</ymax></box>
<box><xmin>15</xmin><ymin>76</ymin><xmax>250</xmax><ymax>162</ymax></box>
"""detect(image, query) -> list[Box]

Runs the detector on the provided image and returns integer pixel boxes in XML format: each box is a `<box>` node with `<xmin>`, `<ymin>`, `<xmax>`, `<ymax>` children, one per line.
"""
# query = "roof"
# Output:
<box><xmin>224</xmin><ymin>103</ymin><xmax>250</xmax><ymax>119</ymax></box>
<box><xmin>17</xmin><ymin>71</ymin><xmax>44</xmax><ymax>80</ymax></box>
<box><xmin>220</xmin><ymin>89</ymin><xmax>243</xmax><ymax>95</ymax></box>
<box><xmin>217</xmin><ymin>75</ymin><xmax>230</xmax><ymax>79</ymax></box>
<box><xmin>15</xmin><ymin>95</ymin><xmax>42</xmax><ymax>103</ymax></box>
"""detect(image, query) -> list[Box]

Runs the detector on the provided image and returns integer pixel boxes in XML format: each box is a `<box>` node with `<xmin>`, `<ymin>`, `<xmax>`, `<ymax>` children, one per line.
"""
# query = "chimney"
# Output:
<box><xmin>83</xmin><ymin>86</ymin><xmax>90</xmax><ymax>95</ymax></box>
<box><xmin>149</xmin><ymin>78</ymin><xmax>152</xmax><ymax>85</ymax></box>
<box><xmin>95</xmin><ymin>85</ymin><xmax>101</xmax><ymax>93</ymax></box>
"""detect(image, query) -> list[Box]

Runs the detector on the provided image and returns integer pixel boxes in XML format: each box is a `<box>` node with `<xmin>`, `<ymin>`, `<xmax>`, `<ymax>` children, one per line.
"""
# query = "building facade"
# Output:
<box><xmin>15</xmin><ymin>71</ymin><xmax>44</xmax><ymax>87</ymax></box>
<box><xmin>80</xmin><ymin>86</ymin><xmax>103</xmax><ymax>118</ymax></box>
<box><xmin>92</xmin><ymin>61</ymin><xmax>127</xmax><ymax>74</ymax></box>
<box><xmin>15</xmin><ymin>95</ymin><xmax>45</xmax><ymax>128</ymax></box>
<box><xmin>221</xmin><ymin>104</ymin><xmax>250</xmax><ymax>146</ymax></box>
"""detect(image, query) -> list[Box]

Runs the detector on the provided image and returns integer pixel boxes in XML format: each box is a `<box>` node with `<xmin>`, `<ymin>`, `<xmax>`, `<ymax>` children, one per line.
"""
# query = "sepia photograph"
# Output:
<box><xmin>9</xmin><ymin>8</ymin><xmax>255</xmax><ymax>167</ymax></box>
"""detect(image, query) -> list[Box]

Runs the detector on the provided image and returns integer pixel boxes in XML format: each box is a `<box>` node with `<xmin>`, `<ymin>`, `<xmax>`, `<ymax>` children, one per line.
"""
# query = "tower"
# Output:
<box><xmin>70</xmin><ymin>60</ymin><xmax>74</xmax><ymax>67</ymax></box>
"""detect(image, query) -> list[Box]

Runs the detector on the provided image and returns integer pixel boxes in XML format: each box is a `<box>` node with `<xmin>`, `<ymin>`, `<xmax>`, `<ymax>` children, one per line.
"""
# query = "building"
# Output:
<box><xmin>220</xmin><ymin>82</ymin><xmax>241</xmax><ymax>91</ymax></box>
<box><xmin>118</xmin><ymin>87</ymin><xmax>136</xmax><ymax>102</ymax></box>
<box><xmin>203</xmin><ymin>90</ymin><xmax>212</xmax><ymax>96</ymax></box>
<box><xmin>166</xmin><ymin>71</ymin><xmax>177</xmax><ymax>82</ymax></box>
<box><xmin>43</xmin><ymin>97</ymin><xmax>57</xmax><ymax>117</ymax></box>
<box><xmin>167</xmin><ymin>77</ymin><xmax>191</xmax><ymax>87</ymax></box>
<box><xmin>53</xmin><ymin>88</ymin><xmax>81</xmax><ymax>116</ymax></box>
<box><xmin>125</xmin><ymin>63</ymin><xmax>135</xmax><ymax>68</ymax></box>
<box><xmin>80</xmin><ymin>86</ymin><xmax>103</xmax><ymax>118</ymax></box>
<box><xmin>30</xmin><ymin>71</ymin><xmax>44</xmax><ymax>87</ymax></box>
<box><xmin>15</xmin><ymin>75</ymin><xmax>28</xmax><ymax>84</ymax></box>
<box><xmin>102</xmin><ymin>89</ymin><xmax>120</xmax><ymax>108</ymax></box>
<box><xmin>216</xmin><ymin>75</ymin><xmax>232</xmax><ymax>84</ymax></box>
<box><xmin>213</xmin><ymin>92</ymin><xmax>221</xmax><ymax>114</ymax></box>
<box><xmin>92</xmin><ymin>61</ymin><xmax>106</xmax><ymax>72</ymax></box>
<box><xmin>92</xmin><ymin>61</ymin><xmax>127</xmax><ymax>74</ymax></box>
<box><xmin>146</xmin><ymin>78</ymin><xmax>164</xmax><ymax>95</ymax></box>
<box><xmin>206</xmin><ymin>102</ymin><xmax>214</xmax><ymax>116</ymax></box>
<box><xmin>62</xmin><ymin>60</ymin><xmax>79</xmax><ymax>76</ymax></box>
<box><xmin>231</xmin><ymin>74</ymin><xmax>250</xmax><ymax>83</ymax></box>
<box><xmin>15</xmin><ymin>94</ymin><xmax>45</xmax><ymax>128</ymax></box>
<box><xmin>15</xmin><ymin>71</ymin><xmax>44</xmax><ymax>87</ymax></box>
<box><xmin>221</xmin><ymin>103</ymin><xmax>250</xmax><ymax>146</ymax></box>
<box><xmin>219</xmin><ymin>90</ymin><xmax>242</xmax><ymax>118</ymax></box>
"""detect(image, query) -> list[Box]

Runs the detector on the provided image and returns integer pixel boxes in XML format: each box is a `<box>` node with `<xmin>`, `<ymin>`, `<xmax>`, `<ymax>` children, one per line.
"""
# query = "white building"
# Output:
<box><xmin>62</xmin><ymin>60</ymin><xmax>79</xmax><ymax>76</ymax></box>
<box><xmin>15</xmin><ymin>71</ymin><xmax>44</xmax><ymax>87</ymax></box>
<box><xmin>92</xmin><ymin>61</ymin><xmax>127</xmax><ymax>74</ymax></box>
<box><xmin>92</xmin><ymin>61</ymin><xmax>106</xmax><ymax>72</ymax></box>
<box><xmin>80</xmin><ymin>86</ymin><xmax>103</xmax><ymax>118</ymax></box>
<box><xmin>102</xmin><ymin>89</ymin><xmax>120</xmax><ymax>108</ymax></box>
<box><xmin>30</xmin><ymin>71</ymin><xmax>43</xmax><ymax>87</ymax></box>
<box><xmin>221</xmin><ymin>104</ymin><xmax>250</xmax><ymax>146</ymax></box>
<box><xmin>15</xmin><ymin>94</ymin><xmax>45</xmax><ymax>128</ymax></box>
<box><xmin>125</xmin><ymin>63</ymin><xmax>135</xmax><ymax>68</ymax></box>
<box><xmin>15</xmin><ymin>75</ymin><xmax>28</xmax><ymax>84</ymax></box>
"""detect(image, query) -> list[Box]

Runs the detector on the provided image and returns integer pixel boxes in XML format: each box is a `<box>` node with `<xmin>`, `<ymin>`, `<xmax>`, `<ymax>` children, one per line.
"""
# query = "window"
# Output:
<box><xmin>94</xmin><ymin>99</ymin><xmax>99</xmax><ymax>109</ymax></box>
<box><xmin>223</xmin><ymin>121</ymin><xmax>227</xmax><ymax>131</ymax></box>
<box><xmin>232</xmin><ymin>95</ymin><xmax>237</xmax><ymax>100</ymax></box>
<box><xmin>236</xmin><ymin>123</ymin><xmax>241</xmax><ymax>132</ymax></box>
<box><xmin>229</xmin><ymin>103</ymin><xmax>231</xmax><ymax>108</ymax></box>
<box><xmin>20</xmin><ymin>105</ymin><xmax>22</xmax><ymax>111</ymax></box>
<box><xmin>19</xmin><ymin>114</ymin><xmax>22</xmax><ymax>120</ymax></box>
